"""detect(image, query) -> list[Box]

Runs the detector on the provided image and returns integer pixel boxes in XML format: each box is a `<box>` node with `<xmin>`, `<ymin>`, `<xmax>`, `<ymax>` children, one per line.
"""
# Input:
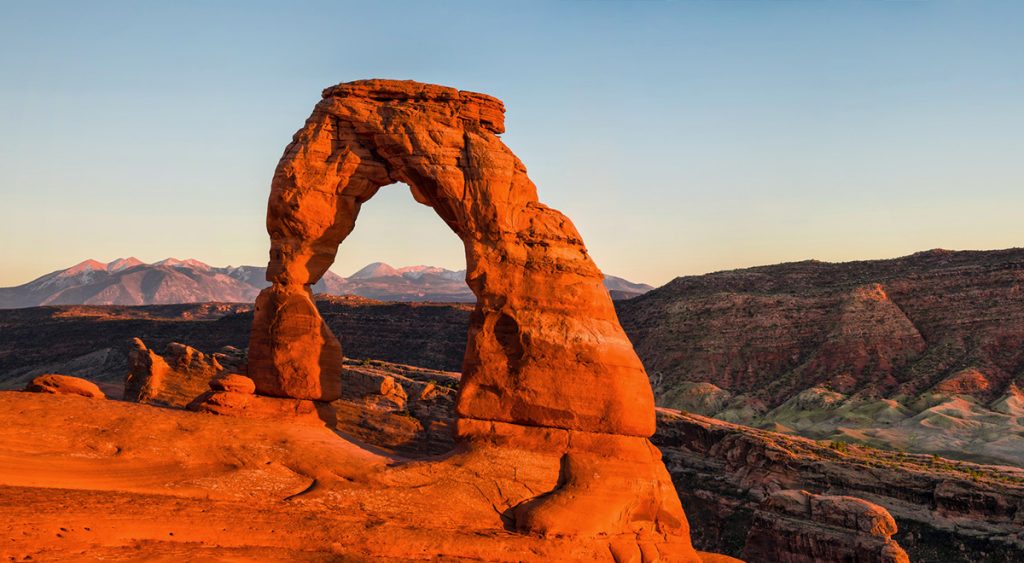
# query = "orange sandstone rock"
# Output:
<box><xmin>24</xmin><ymin>374</ymin><xmax>105</xmax><ymax>399</ymax></box>
<box><xmin>251</xmin><ymin>79</ymin><xmax>654</xmax><ymax>436</ymax></box>
<box><xmin>248</xmin><ymin>284</ymin><xmax>341</xmax><ymax>401</ymax></box>
<box><xmin>191</xmin><ymin>373</ymin><xmax>335</xmax><ymax>426</ymax></box>
<box><xmin>210</xmin><ymin>373</ymin><xmax>257</xmax><ymax>394</ymax></box>
<box><xmin>192</xmin><ymin>390</ymin><xmax>334</xmax><ymax>426</ymax></box>
<box><xmin>247</xmin><ymin>79</ymin><xmax>693</xmax><ymax>556</ymax></box>
<box><xmin>124</xmin><ymin>338</ymin><xmax>227</xmax><ymax>407</ymax></box>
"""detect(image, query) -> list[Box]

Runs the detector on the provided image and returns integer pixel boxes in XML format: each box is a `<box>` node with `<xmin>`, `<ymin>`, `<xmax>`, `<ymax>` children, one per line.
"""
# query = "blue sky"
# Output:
<box><xmin>1</xmin><ymin>1</ymin><xmax>1022</xmax><ymax>286</ymax></box>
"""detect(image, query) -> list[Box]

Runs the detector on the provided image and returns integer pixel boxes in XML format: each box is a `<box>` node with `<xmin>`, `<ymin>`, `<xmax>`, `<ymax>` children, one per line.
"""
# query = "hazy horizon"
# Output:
<box><xmin>2</xmin><ymin>1</ymin><xmax>1022</xmax><ymax>287</ymax></box>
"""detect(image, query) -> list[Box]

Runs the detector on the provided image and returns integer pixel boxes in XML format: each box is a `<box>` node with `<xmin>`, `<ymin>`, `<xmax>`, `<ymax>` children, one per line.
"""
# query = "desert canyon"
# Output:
<box><xmin>2</xmin><ymin>80</ymin><xmax>1021</xmax><ymax>563</ymax></box>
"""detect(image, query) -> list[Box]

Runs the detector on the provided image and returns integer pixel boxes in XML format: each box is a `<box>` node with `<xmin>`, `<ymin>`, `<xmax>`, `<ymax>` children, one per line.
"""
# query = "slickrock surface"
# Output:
<box><xmin>24</xmin><ymin>374</ymin><xmax>105</xmax><ymax>399</ymax></box>
<box><xmin>246</xmin><ymin>79</ymin><xmax>693</xmax><ymax>555</ymax></box>
<box><xmin>743</xmin><ymin>490</ymin><xmax>909</xmax><ymax>563</ymax></box>
<box><xmin>8</xmin><ymin>355</ymin><xmax>1022</xmax><ymax>561</ymax></box>
<box><xmin>0</xmin><ymin>391</ymin><xmax>735</xmax><ymax>562</ymax></box>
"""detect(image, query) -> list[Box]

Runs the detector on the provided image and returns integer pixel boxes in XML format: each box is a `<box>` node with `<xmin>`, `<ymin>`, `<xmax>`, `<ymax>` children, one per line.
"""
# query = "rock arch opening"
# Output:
<box><xmin>325</xmin><ymin>180</ymin><xmax>469</xmax><ymax>302</ymax></box>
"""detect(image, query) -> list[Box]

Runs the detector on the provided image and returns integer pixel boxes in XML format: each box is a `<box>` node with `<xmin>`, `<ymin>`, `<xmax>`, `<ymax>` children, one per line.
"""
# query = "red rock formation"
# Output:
<box><xmin>618</xmin><ymin>249</ymin><xmax>1024</xmax><ymax>411</ymax></box>
<box><xmin>124</xmin><ymin>338</ymin><xmax>241</xmax><ymax>407</ymax></box>
<box><xmin>248</xmin><ymin>79</ymin><xmax>693</xmax><ymax>556</ymax></box>
<box><xmin>248</xmin><ymin>284</ymin><xmax>342</xmax><ymax>401</ymax></box>
<box><xmin>24</xmin><ymin>374</ymin><xmax>105</xmax><ymax>399</ymax></box>
<box><xmin>190</xmin><ymin>373</ymin><xmax>335</xmax><ymax>427</ymax></box>
<box><xmin>743</xmin><ymin>490</ymin><xmax>909</xmax><ymax>563</ymax></box>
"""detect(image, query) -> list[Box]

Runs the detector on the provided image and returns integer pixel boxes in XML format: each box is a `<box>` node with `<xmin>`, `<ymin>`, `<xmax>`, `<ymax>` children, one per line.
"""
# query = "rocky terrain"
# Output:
<box><xmin>0</xmin><ymin>258</ymin><xmax>649</xmax><ymax>307</ymax></box>
<box><xmin>314</xmin><ymin>359</ymin><xmax>1024</xmax><ymax>562</ymax></box>
<box><xmin>8</xmin><ymin>389</ymin><xmax>737</xmax><ymax>562</ymax></box>
<box><xmin>328</xmin><ymin>358</ymin><xmax>1024</xmax><ymax>562</ymax></box>
<box><xmin>0</xmin><ymin>297</ymin><xmax>470</xmax><ymax>394</ymax></box>
<box><xmin>5</xmin><ymin>249</ymin><xmax>1024</xmax><ymax>468</ymax></box>
<box><xmin>655</xmin><ymin>409</ymin><xmax>1024</xmax><ymax>562</ymax></box>
<box><xmin>617</xmin><ymin>248</ymin><xmax>1024</xmax><ymax>466</ymax></box>
<box><xmin>241</xmin><ymin>78</ymin><xmax>696</xmax><ymax>557</ymax></box>
<box><xmin>12</xmin><ymin>347</ymin><xmax>1020</xmax><ymax>561</ymax></box>
<box><xmin>325</xmin><ymin>358</ymin><xmax>1024</xmax><ymax>562</ymax></box>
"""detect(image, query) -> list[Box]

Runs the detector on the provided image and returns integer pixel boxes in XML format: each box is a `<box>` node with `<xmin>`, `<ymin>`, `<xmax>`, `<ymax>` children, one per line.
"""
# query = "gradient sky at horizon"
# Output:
<box><xmin>1</xmin><ymin>1</ymin><xmax>1022</xmax><ymax>287</ymax></box>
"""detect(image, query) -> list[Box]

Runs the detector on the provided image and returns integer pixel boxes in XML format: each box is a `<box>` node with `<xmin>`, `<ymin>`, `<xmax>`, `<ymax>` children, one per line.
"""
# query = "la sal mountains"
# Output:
<box><xmin>0</xmin><ymin>258</ymin><xmax>653</xmax><ymax>308</ymax></box>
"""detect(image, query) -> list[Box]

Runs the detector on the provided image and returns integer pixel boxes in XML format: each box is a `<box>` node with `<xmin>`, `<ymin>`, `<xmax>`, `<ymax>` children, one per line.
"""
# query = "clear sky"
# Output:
<box><xmin>1</xmin><ymin>1</ymin><xmax>1022</xmax><ymax>287</ymax></box>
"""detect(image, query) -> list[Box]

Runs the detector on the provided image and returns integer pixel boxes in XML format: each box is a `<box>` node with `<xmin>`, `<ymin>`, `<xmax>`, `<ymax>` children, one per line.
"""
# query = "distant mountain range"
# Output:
<box><xmin>0</xmin><ymin>258</ymin><xmax>653</xmax><ymax>308</ymax></box>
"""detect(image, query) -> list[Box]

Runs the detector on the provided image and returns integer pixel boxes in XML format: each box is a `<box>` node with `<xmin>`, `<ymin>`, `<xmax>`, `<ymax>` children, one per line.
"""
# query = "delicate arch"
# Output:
<box><xmin>248</xmin><ymin>79</ymin><xmax>655</xmax><ymax>437</ymax></box>
<box><xmin>244</xmin><ymin>81</ymin><xmax>700</xmax><ymax>559</ymax></box>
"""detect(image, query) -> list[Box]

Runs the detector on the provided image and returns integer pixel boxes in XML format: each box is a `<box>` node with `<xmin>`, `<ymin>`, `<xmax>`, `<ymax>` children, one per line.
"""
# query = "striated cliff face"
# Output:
<box><xmin>654</xmin><ymin>409</ymin><xmax>1024</xmax><ymax>562</ymax></box>
<box><xmin>618</xmin><ymin>248</ymin><xmax>1024</xmax><ymax>466</ymax></box>
<box><xmin>743</xmin><ymin>490</ymin><xmax>909</xmax><ymax>563</ymax></box>
<box><xmin>619</xmin><ymin>248</ymin><xmax>1024</xmax><ymax>406</ymax></box>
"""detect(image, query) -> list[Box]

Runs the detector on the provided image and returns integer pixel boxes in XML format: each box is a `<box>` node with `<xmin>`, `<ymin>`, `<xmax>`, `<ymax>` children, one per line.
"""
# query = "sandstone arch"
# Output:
<box><xmin>249</xmin><ymin>80</ymin><xmax>699</xmax><ymax>559</ymax></box>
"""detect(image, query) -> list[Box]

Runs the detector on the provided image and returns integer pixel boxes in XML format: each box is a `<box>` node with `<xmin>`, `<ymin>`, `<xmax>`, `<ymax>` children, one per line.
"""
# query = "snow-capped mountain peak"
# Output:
<box><xmin>348</xmin><ymin>262</ymin><xmax>401</xmax><ymax>279</ymax></box>
<box><xmin>63</xmin><ymin>259</ymin><xmax>108</xmax><ymax>275</ymax></box>
<box><xmin>154</xmin><ymin>258</ymin><xmax>212</xmax><ymax>271</ymax></box>
<box><xmin>107</xmin><ymin>257</ymin><xmax>144</xmax><ymax>272</ymax></box>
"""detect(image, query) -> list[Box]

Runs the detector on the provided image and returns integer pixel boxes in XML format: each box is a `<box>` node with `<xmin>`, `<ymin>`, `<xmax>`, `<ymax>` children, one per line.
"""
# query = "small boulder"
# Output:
<box><xmin>25</xmin><ymin>374</ymin><xmax>105</xmax><ymax>399</ymax></box>
<box><xmin>210</xmin><ymin>373</ymin><xmax>256</xmax><ymax>394</ymax></box>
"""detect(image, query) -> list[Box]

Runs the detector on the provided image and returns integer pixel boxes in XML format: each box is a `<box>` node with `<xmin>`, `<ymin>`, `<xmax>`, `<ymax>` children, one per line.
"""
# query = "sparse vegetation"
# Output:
<box><xmin>828</xmin><ymin>440</ymin><xmax>849</xmax><ymax>453</ymax></box>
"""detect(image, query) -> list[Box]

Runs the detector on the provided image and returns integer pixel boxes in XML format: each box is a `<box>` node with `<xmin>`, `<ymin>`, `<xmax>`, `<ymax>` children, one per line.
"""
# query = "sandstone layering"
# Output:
<box><xmin>243</xmin><ymin>79</ymin><xmax>698</xmax><ymax>558</ymax></box>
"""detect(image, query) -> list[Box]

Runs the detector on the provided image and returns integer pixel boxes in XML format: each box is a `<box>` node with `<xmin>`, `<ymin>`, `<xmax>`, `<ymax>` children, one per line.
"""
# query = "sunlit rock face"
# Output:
<box><xmin>246</xmin><ymin>79</ymin><xmax>699</xmax><ymax>558</ymax></box>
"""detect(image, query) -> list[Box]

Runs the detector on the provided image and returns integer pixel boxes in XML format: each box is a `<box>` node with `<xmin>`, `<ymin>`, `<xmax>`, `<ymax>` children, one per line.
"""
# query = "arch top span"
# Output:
<box><xmin>321</xmin><ymin>79</ymin><xmax>507</xmax><ymax>134</ymax></box>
